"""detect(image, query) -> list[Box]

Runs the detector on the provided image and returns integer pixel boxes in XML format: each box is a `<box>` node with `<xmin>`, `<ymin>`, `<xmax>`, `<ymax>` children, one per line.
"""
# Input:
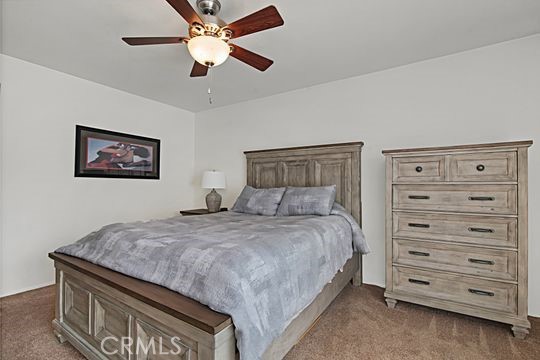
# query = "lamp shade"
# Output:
<box><xmin>187</xmin><ymin>36</ymin><xmax>230</xmax><ymax>67</ymax></box>
<box><xmin>201</xmin><ymin>171</ymin><xmax>226</xmax><ymax>189</ymax></box>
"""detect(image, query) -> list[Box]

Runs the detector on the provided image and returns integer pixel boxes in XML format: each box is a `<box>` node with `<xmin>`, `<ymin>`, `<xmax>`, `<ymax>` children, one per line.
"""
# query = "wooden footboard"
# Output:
<box><xmin>51</xmin><ymin>253</ymin><xmax>236</xmax><ymax>360</ymax></box>
<box><xmin>50</xmin><ymin>252</ymin><xmax>359</xmax><ymax>360</ymax></box>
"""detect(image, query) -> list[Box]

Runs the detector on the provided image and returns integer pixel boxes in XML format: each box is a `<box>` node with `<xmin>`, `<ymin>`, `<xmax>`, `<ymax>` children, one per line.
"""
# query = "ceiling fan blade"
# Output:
<box><xmin>190</xmin><ymin>61</ymin><xmax>209</xmax><ymax>77</ymax></box>
<box><xmin>165</xmin><ymin>0</ymin><xmax>204</xmax><ymax>25</ymax></box>
<box><xmin>122</xmin><ymin>37</ymin><xmax>187</xmax><ymax>46</ymax></box>
<box><xmin>226</xmin><ymin>6</ymin><xmax>284</xmax><ymax>39</ymax></box>
<box><xmin>230</xmin><ymin>45</ymin><xmax>274</xmax><ymax>72</ymax></box>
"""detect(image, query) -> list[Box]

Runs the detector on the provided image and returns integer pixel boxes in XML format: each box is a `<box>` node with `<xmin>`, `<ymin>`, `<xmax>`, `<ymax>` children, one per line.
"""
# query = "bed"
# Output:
<box><xmin>49</xmin><ymin>142</ymin><xmax>365</xmax><ymax>360</ymax></box>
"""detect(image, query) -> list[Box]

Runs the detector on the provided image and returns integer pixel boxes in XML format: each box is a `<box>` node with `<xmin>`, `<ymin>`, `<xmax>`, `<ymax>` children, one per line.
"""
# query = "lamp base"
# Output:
<box><xmin>205</xmin><ymin>189</ymin><xmax>222</xmax><ymax>213</ymax></box>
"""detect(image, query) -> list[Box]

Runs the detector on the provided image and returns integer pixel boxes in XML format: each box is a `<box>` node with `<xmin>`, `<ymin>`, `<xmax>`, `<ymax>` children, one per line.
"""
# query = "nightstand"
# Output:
<box><xmin>180</xmin><ymin>208</ymin><xmax>228</xmax><ymax>216</ymax></box>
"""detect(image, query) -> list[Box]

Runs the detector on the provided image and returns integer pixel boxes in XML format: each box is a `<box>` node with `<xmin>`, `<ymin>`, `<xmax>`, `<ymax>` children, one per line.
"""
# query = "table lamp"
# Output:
<box><xmin>201</xmin><ymin>170</ymin><xmax>226</xmax><ymax>212</ymax></box>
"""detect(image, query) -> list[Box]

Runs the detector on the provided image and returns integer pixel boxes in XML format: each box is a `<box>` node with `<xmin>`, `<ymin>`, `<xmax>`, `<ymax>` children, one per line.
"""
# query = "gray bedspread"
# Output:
<box><xmin>56</xmin><ymin>205</ymin><xmax>369</xmax><ymax>360</ymax></box>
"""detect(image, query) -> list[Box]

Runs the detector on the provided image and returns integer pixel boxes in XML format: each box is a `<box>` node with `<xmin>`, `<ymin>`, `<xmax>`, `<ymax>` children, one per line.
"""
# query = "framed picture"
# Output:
<box><xmin>75</xmin><ymin>125</ymin><xmax>160</xmax><ymax>179</ymax></box>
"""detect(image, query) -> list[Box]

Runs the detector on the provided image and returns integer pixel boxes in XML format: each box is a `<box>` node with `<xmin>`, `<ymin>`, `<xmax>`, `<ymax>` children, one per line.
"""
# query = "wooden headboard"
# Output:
<box><xmin>244</xmin><ymin>142</ymin><xmax>363</xmax><ymax>224</ymax></box>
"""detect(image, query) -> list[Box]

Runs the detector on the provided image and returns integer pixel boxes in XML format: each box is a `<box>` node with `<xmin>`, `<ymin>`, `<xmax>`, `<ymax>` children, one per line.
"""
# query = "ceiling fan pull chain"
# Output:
<box><xmin>208</xmin><ymin>66</ymin><xmax>214</xmax><ymax>104</ymax></box>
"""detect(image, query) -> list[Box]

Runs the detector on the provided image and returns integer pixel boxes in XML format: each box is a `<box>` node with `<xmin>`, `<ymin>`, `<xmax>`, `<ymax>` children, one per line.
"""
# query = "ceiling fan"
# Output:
<box><xmin>122</xmin><ymin>0</ymin><xmax>284</xmax><ymax>77</ymax></box>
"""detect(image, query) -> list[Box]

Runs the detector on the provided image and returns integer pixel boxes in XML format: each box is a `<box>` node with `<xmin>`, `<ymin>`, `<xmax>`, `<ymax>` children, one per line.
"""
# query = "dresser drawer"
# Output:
<box><xmin>393</xmin><ymin>184</ymin><xmax>517</xmax><ymax>215</ymax></box>
<box><xmin>393</xmin><ymin>212</ymin><xmax>517</xmax><ymax>247</ymax></box>
<box><xmin>393</xmin><ymin>239</ymin><xmax>517</xmax><ymax>281</ymax></box>
<box><xmin>393</xmin><ymin>267</ymin><xmax>517</xmax><ymax>314</ymax></box>
<box><xmin>449</xmin><ymin>151</ymin><xmax>517</xmax><ymax>182</ymax></box>
<box><xmin>393</xmin><ymin>156</ymin><xmax>446</xmax><ymax>182</ymax></box>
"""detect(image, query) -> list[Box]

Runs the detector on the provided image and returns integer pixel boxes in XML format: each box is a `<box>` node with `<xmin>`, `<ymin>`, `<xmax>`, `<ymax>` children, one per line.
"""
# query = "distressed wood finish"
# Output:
<box><xmin>392</xmin><ymin>212</ymin><xmax>518</xmax><ymax>248</ymax></box>
<box><xmin>51</xmin><ymin>142</ymin><xmax>364</xmax><ymax>359</ymax></box>
<box><xmin>449</xmin><ymin>151</ymin><xmax>517</xmax><ymax>182</ymax></box>
<box><xmin>393</xmin><ymin>267</ymin><xmax>518</xmax><ymax>314</ymax></box>
<box><xmin>52</xmin><ymin>255</ymin><xmax>232</xmax><ymax>360</ymax></box>
<box><xmin>393</xmin><ymin>155</ymin><xmax>446</xmax><ymax>182</ymax></box>
<box><xmin>382</xmin><ymin>140</ymin><xmax>533</xmax><ymax>155</ymax></box>
<box><xmin>50</xmin><ymin>253</ymin><xmax>232</xmax><ymax>334</ymax></box>
<box><xmin>393</xmin><ymin>184</ymin><xmax>518</xmax><ymax>215</ymax></box>
<box><xmin>393</xmin><ymin>239</ymin><xmax>517</xmax><ymax>281</ymax></box>
<box><xmin>384</xmin><ymin>141</ymin><xmax>532</xmax><ymax>338</ymax></box>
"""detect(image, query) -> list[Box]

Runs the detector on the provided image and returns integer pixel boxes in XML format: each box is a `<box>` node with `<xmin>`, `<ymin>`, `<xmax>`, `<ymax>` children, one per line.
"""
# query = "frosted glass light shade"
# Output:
<box><xmin>187</xmin><ymin>36</ymin><xmax>230</xmax><ymax>67</ymax></box>
<box><xmin>201</xmin><ymin>171</ymin><xmax>226</xmax><ymax>189</ymax></box>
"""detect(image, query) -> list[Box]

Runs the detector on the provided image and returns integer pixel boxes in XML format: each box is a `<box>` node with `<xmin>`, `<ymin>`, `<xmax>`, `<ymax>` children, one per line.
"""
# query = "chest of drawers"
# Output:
<box><xmin>383</xmin><ymin>141</ymin><xmax>532</xmax><ymax>339</ymax></box>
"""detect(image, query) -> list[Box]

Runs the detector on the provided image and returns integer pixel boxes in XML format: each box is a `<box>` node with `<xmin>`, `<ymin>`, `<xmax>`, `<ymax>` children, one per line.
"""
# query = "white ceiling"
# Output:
<box><xmin>3</xmin><ymin>0</ymin><xmax>540</xmax><ymax>112</ymax></box>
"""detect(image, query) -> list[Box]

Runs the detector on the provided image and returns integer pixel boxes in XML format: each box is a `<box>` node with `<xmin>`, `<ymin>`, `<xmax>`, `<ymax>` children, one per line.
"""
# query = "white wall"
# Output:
<box><xmin>194</xmin><ymin>35</ymin><xmax>540</xmax><ymax>316</ymax></box>
<box><xmin>0</xmin><ymin>55</ymin><xmax>195</xmax><ymax>296</ymax></box>
<box><xmin>2</xmin><ymin>35</ymin><xmax>539</xmax><ymax>317</ymax></box>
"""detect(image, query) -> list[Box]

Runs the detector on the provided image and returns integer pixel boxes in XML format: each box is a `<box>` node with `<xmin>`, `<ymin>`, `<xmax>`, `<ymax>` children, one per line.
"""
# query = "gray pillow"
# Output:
<box><xmin>231</xmin><ymin>186</ymin><xmax>286</xmax><ymax>216</ymax></box>
<box><xmin>276</xmin><ymin>185</ymin><xmax>337</xmax><ymax>216</ymax></box>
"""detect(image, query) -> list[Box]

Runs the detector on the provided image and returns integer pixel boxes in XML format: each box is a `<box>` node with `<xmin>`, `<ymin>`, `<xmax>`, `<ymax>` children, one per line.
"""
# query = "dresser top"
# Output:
<box><xmin>382</xmin><ymin>140</ymin><xmax>532</xmax><ymax>155</ymax></box>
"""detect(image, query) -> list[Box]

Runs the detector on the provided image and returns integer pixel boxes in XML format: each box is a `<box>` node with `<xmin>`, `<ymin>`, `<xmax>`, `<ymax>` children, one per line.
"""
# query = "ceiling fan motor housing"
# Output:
<box><xmin>192</xmin><ymin>0</ymin><xmax>228</xmax><ymax>39</ymax></box>
<box><xmin>197</xmin><ymin>0</ymin><xmax>221</xmax><ymax>16</ymax></box>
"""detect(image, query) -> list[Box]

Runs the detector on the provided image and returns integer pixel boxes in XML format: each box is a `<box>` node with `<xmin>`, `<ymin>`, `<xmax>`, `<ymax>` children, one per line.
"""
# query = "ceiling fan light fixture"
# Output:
<box><xmin>187</xmin><ymin>36</ymin><xmax>230</xmax><ymax>67</ymax></box>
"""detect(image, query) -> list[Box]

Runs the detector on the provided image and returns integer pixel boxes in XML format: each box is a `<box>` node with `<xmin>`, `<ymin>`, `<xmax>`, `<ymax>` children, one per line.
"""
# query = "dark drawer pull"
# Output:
<box><xmin>468</xmin><ymin>227</ymin><xmax>494</xmax><ymax>233</ymax></box>
<box><xmin>468</xmin><ymin>196</ymin><xmax>495</xmax><ymax>201</ymax></box>
<box><xmin>415</xmin><ymin>166</ymin><xmax>423</xmax><ymax>173</ymax></box>
<box><xmin>408</xmin><ymin>223</ymin><xmax>430</xmax><ymax>228</ymax></box>
<box><xmin>409</xmin><ymin>279</ymin><xmax>430</xmax><ymax>286</ymax></box>
<box><xmin>476</xmin><ymin>164</ymin><xmax>485</xmax><ymax>172</ymax></box>
<box><xmin>468</xmin><ymin>288</ymin><xmax>495</xmax><ymax>297</ymax></box>
<box><xmin>468</xmin><ymin>258</ymin><xmax>495</xmax><ymax>265</ymax></box>
<box><xmin>408</xmin><ymin>251</ymin><xmax>430</xmax><ymax>257</ymax></box>
<box><xmin>408</xmin><ymin>195</ymin><xmax>430</xmax><ymax>200</ymax></box>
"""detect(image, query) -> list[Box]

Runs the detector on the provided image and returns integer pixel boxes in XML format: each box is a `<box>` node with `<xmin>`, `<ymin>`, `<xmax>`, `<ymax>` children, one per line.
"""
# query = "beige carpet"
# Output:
<box><xmin>1</xmin><ymin>284</ymin><xmax>538</xmax><ymax>359</ymax></box>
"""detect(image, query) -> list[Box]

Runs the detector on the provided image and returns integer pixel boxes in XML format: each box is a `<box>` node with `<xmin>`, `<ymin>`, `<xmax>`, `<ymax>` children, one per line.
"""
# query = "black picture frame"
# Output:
<box><xmin>75</xmin><ymin>125</ymin><xmax>160</xmax><ymax>179</ymax></box>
